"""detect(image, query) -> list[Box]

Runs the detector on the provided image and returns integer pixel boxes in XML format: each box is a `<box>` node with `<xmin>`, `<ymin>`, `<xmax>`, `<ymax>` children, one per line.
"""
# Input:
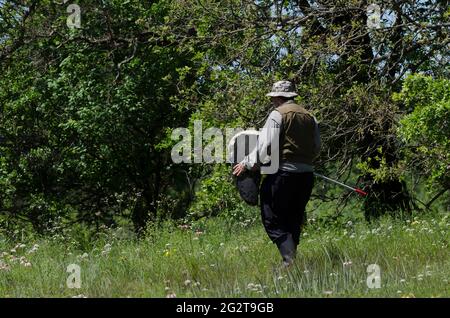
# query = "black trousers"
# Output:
<box><xmin>260</xmin><ymin>170</ymin><xmax>314</xmax><ymax>247</ymax></box>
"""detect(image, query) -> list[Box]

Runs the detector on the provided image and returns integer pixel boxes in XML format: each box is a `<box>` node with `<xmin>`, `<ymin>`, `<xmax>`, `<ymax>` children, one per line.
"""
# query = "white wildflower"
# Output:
<box><xmin>343</xmin><ymin>261</ymin><xmax>353</xmax><ymax>267</ymax></box>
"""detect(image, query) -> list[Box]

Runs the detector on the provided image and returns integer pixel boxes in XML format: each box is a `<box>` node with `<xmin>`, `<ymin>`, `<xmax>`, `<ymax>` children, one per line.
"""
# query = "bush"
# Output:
<box><xmin>187</xmin><ymin>164</ymin><xmax>258</xmax><ymax>224</ymax></box>
<box><xmin>395</xmin><ymin>74</ymin><xmax>450</xmax><ymax>190</ymax></box>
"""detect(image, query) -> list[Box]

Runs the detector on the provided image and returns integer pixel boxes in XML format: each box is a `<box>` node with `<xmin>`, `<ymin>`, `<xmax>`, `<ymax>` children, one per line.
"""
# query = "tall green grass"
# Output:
<box><xmin>0</xmin><ymin>212</ymin><xmax>448</xmax><ymax>297</ymax></box>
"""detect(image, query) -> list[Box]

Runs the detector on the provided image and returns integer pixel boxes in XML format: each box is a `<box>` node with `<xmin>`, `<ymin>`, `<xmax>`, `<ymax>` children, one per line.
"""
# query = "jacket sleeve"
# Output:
<box><xmin>242</xmin><ymin>110</ymin><xmax>281</xmax><ymax>169</ymax></box>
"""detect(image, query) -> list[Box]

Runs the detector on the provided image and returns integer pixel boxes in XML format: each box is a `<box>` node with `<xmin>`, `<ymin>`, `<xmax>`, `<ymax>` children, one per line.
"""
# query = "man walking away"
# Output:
<box><xmin>233</xmin><ymin>80</ymin><xmax>321</xmax><ymax>267</ymax></box>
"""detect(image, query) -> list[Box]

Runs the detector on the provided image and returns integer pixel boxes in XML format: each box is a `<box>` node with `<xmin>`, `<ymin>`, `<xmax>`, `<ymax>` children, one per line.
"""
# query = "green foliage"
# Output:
<box><xmin>356</xmin><ymin>147</ymin><xmax>404</xmax><ymax>183</ymax></box>
<box><xmin>1</xmin><ymin>1</ymin><xmax>449</xmax><ymax>234</ymax></box>
<box><xmin>0</xmin><ymin>1</ymin><xmax>201</xmax><ymax>232</ymax></box>
<box><xmin>187</xmin><ymin>164</ymin><xmax>258</xmax><ymax>223</ymax></box>
<box><xmin>395</xmin><ymin>75</ymin><xmax>450</xmax><ymax>189</ymax></box>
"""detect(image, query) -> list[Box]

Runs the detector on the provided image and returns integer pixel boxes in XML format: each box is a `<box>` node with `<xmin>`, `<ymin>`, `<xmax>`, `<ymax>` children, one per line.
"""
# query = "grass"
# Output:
<box><xmin>0</xmin><ymin>211</ymin><xmax>448</xmax><ymax>298</ymax></box>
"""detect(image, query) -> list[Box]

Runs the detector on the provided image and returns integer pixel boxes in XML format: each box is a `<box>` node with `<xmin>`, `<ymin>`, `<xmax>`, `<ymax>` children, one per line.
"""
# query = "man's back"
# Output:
<box><xmin>276</xmin><ymin>101</ymin><xmax>318</xmax><ymax>166</ymax></box>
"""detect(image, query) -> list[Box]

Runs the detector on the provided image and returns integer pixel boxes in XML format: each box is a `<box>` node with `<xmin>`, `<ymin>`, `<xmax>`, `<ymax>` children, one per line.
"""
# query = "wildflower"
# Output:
<box><xmin>166</xmin><ymin>293</ymin><xmax>177</xmax><ymax>298</ymax></box>
<box><xmin>193</xmin><ymin>282</ymin><xmax>201</xmax><ymax>287</ymax></box>
<box><xmin>323</xmin><ymin>290</ymin><xmax>333</xmax><ymax>296</ymax></box>
<box><xmin>10</xmin><ymin>248</ymin><xmax>16</xmax><ymax>254</ymax></box>
<box><xmin>0</xmin><ymin>261</ymin><xmax>10</xmax><ymax>271</ymax></box>
<box><xmin>184</xmin><ymin>280</ymin><xmax>192</xmax><ymax>286</ymax></box>
<box><xmin>101</xmin><ymin>244</ymin><xmax>112</xmax><ymax>256</ymax></box>
<box><xmin>219</xmin><ymin>243</ymin><xmax>225</xmax><ymax>247</ymax></box>
<box><xmin>329</xmin><ymin>272</ymin><xmax>338</xmax><ymax>276</ymax></box>
<box><xmin>343</xmin><ymin>261</ymin><xmax>353</xmax><ymax>267</ymax></box>
<box><xmin>27</xmin><ymin>244</ymin><xmax>39</xmax><ymax>254</ymax></box>
<box><xmin>346</xmin><ymin>221</ymin><xmax>353</xmax><ymax>227</ymax></box>
<box><xmin>19</xmin><ymin>257</ymin><xmax>30</xmax><ymax>266</ymax></box>
<box><xmin>164</xmin><ymin>287</ymin><xmax>170</xmax><ymax>291</ymax></box>
<box><xmin>400</xmin><ymin>279</ymin><xmax>406</xmax><ymax>283</ymax></box>
<box><xmin>79</xmin><ymin>253</ymin><xmax>88</xmax><ymax>260</ymax></box>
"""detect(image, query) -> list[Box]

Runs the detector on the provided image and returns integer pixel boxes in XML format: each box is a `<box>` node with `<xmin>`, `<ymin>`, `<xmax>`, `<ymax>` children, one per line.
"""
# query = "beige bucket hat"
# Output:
<box><xmin>266</xmin><ymin>80</ymin><xmax>298</xmax><ymax>98</ymax></box>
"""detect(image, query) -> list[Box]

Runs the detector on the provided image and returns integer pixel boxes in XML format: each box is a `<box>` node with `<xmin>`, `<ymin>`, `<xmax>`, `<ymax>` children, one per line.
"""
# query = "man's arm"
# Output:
<box><xmin>257</xmin><ymin>110</ymin><xmax>281</xmax><ymax>166</ymax></box>
<box><xmin>233</xmin><ymin>111</ymin><xmax>281</xmax><ymax>176</ymax></box>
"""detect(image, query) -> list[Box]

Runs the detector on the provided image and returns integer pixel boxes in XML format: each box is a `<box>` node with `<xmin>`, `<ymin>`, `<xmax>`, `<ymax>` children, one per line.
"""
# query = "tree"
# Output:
<box><xmin>163</xmin><ymin>0</ymin><xmax>449</xmax><ymax>218</ymax></box>
<box><xmin>395</xmin><ymin>74</ymin><xmax>449</xmax><ymax>209</ymax></box>
<box><xmin>0</xmin><ymin>0</ymin><xmax>201</xmax><ymax>233</ymax></box>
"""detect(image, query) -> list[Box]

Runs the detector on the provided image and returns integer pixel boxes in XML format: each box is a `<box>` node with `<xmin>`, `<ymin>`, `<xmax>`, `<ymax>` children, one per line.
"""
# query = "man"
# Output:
<box><xmin>233</xmin><ymin>80</ymin><xmax>321</xmax><ymax>266</ymax></box>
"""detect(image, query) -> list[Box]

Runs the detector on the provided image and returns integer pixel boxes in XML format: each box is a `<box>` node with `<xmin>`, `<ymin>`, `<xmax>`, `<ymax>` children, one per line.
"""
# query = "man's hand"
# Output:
<box><xmin>232</xmin><ymin>163</ymin><xmax>246</xmax><ymax>176</ymax></box>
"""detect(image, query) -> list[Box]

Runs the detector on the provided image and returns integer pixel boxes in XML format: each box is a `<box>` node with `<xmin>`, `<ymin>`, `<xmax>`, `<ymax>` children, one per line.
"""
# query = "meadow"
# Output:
<box><xmin>0</xmin><ymin>210</ymin><xmax>448</xmax><ymax>298</ymax></box>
